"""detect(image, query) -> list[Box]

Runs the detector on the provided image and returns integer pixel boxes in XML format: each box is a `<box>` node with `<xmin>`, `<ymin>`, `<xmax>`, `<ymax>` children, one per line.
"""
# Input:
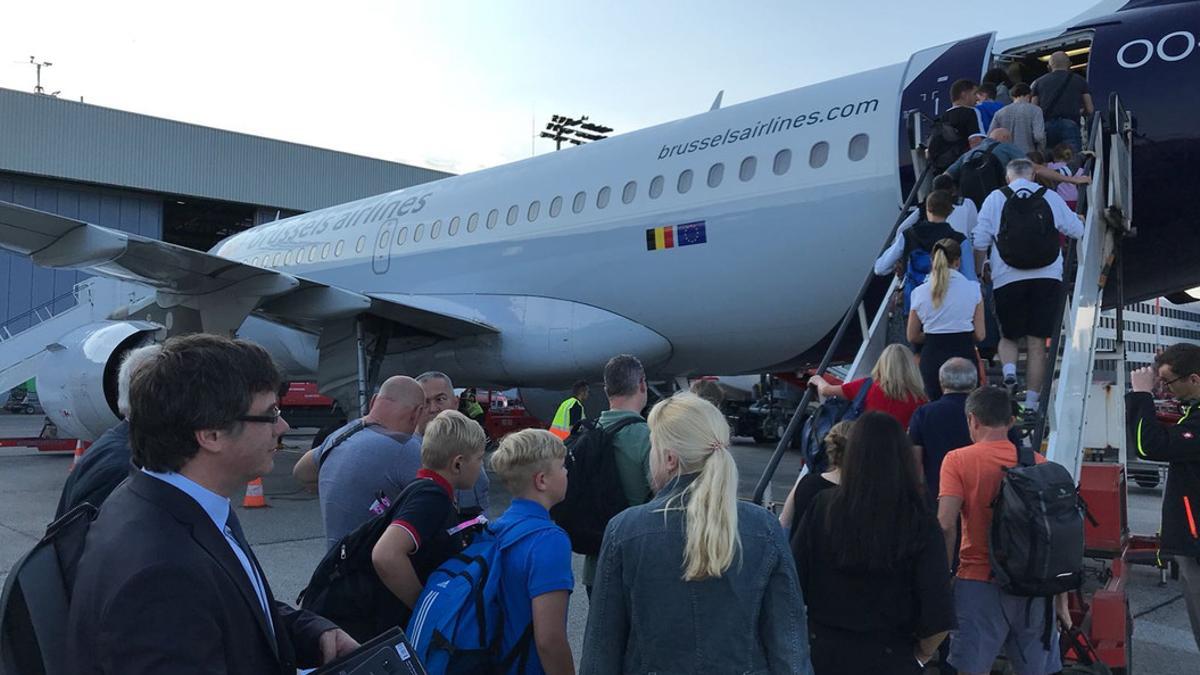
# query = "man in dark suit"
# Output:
<box><xmin>55</xmin><ymin>343</ymin><xmax>160</xmax><ymax>518</ymax></box>
<box><xmin>66</xmin><ymin>334</ymin><xmax>358</xmax><ymax>674</ymax></box>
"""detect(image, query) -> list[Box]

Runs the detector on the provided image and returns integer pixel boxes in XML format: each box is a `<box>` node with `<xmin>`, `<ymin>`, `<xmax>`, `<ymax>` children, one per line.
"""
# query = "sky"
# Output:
<box><xmin>0</xmin><ymin>0</ymin><xmax>1102</xmax><ymax>175</ymax></box>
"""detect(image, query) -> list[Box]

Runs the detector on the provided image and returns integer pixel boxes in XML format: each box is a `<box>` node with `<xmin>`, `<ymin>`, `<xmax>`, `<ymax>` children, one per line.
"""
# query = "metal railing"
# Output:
<box><xmin>0</xmin><ymin>282</ymin><xmax>89</xmax><ymax>342</ymax></box>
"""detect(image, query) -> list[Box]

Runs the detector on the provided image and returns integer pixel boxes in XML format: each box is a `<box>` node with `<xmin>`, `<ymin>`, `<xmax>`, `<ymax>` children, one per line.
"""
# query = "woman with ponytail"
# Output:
<box><xmin>580</xmin><ymin>393</ymin><xmax>812</xmax><ymax>675</ymax></box>
<box><xmin>907</xmin><ymin>238</ymin><xmax>984</xmax><ymax>399</ymax></box>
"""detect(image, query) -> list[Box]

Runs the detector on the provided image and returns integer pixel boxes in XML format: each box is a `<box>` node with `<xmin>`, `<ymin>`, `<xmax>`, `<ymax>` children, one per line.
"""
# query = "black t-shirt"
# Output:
<box><xmin>1031</xmin><ymin>71</ymin><xmax>1090</xmax><ymax>121</ymax></box>
<box><xmin>794</xmin><ymin>491</ymin><xmax>956</xmax><ymax>642</ymax></box>
<box><xmin>389</xmin><ymin>476</ymin><xmax>466</xmax><ymax>582</ymax></box>
<box><xmin>787</xmin><ymin>473</ymin><xmax>837</xmax><ymax>542</ymax></box>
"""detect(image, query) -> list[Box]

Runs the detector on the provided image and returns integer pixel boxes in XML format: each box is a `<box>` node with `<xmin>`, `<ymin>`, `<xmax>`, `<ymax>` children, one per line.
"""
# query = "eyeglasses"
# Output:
<box><xmin>237</xmin><ymin>406</ymin><xmax>282</xmax><ymax>424</ymax></box>
<box><xmin>1162</xmin><ymin>374</ymin><xmax>1190</xmax><ymax>388</ymax></box>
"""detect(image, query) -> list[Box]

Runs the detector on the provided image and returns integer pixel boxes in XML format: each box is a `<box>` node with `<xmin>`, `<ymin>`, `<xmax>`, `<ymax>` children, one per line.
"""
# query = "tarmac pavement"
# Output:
<box><xmin>1</xmin><ymin>412</ymin><xmax>1195</xmax><ymax>673</ymax></box>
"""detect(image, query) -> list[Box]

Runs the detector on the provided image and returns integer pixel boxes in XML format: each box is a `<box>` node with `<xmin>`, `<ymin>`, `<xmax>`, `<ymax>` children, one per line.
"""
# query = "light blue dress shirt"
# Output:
<box><xmin>143</xmin><ymin>469</ymin><xmax>275</xmax><ymax>637</ymax></box>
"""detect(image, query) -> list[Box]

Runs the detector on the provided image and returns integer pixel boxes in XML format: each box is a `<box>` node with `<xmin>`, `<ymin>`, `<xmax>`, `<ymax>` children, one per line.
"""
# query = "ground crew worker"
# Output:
<box><xmin>549</xmin><ymin>380</ymin><xmax>589</xmax><ymax>439</ymax></box>
<box><xmin>1129</xmin><ymin>343</ymin><xmax>1200</xmax><ymax>652</ymax></box>
<box><xmin>460</xmin><ymin>388</ymin><xmax>486</xmax><ymax>425</ymax></box>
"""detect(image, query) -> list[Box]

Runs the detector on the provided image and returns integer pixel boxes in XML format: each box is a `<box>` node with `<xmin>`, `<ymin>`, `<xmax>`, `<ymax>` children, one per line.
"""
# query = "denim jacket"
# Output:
<box><xmin>580</xmin><ymin>473</ymin><xmax>814</xmax><ymax>675</ymax></box>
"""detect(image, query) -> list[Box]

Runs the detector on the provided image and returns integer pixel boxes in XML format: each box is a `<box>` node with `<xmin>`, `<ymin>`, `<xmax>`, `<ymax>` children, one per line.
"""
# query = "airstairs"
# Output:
<box><xmin>0</xmin><ymin>277</ymin><xmax>150</xmax><ymax>397</ymax></box>
<box><xmin>755</xmin><ymin>97</ymin><xmax>1138</xmax><ymax>670</ymax></box>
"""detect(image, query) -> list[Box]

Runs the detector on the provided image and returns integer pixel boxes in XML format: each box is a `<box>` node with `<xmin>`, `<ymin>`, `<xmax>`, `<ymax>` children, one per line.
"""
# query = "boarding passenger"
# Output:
<box><xmin>938</xmin><ymin>386</ymin><xmax>1066</xmax><ymax>675</ymax></box>
<box><xmin>795</xmin><ymin>412</ymin><xmax>954</xmax><ymax>674</ymax></box>
<box><xmin>780</xmin><ymin>420</ymin><xmax>850</xmax><ymax>537</ymax></box>
<box><xmin>809</xmin><ymin>343</ymin><xmax>927</xmax><ymax>428</ymax></box>
<box><xmin>983</xmin><ymin>67</ymin><xmax>1014</xmax><ymax>105</ymax></box>
<box><xmin>416</xmin><ymin>371</ymin><xmax>490</xmax><ymax>515</ymax></box>
<box><xmin>549</xmin><ymin>381</ymin><xmax>590</xmax><ymax>440</ymax></box>
<box><xmin>875</xmin><ymin>190</ymin><xmax>969</xmax><ymax>317</ymax></box>
<box><xmin>306</xmin><ymin>376</ymin><xmax>426</xmax><ymax>548</ymax></box>
<box><xmin>973</xmin><ymin>158</ymin><xmax>1084</xmax><ymax>412</ymax></box>
<box><xmin>487</xmin><ymin>429</ymin><xmax>577</xmax><ymax>675</ymax></box>
<box><xmin>55</xmin><ymin>343</ymin><xmax>160</xmax><ymax>518</ymax></box>
<box><xmin>946</xmin><ymin>129</ymin><xmax>1026</xmax><ymax>208</ymax></box>
<box><xmin>927</xmin><ymin>79</ymin><xmax>983</xmax><ymax>175</ymax></box>
<box><xmin>975</xmin><ymin>83</ymin><xmax>1004</xmax><ymax>132</ymax></box>
<box><xmin>989</xmin><ymin>83</ymin><xmax>1045</xmax><ymax>154</ymax></box>
<box><xmin>371</xmin><ymin>410</ymin><xmax>486</xmax><ymax>628</ymax></box>
<box><xmin>1030</xmin><ymin>51</ymin><xmax>1094</xmax><ymax>154</ymax></box>
<box><xmin>908</xmin><ymin>239</ymin><xmax>985</xmax><ymax>400</ymax></box>
<box><xmin>580</xmin><ymin>393</ymin><xmax>812</xmax><ymax>674</ymax></box>
<box><xmin>1128</xmin><ymin>344</ymin><xmax>1200</xmax><ymax>652</ymax></box>
<box><xmin>1046</xmin><ymin>143</ymin><xmax>1081</xmax><ymax>211</ymax></box>
<box><xmin>582</xmin><ymin>354</ymin><xmax>652</xmax><ymax>596</ymax></box>
<box><xmin>65</xmin><ymin>334</ymin><xmax>358</xmax><ymax>673</ymax></box>
<box><xmin>907</xmin><ymin>357</ymin><xmax>978</xmax><ymax>502</ymax></box>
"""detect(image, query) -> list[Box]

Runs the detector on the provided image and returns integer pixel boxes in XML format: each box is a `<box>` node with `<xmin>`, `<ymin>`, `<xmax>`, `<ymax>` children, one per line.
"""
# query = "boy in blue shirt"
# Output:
<box><xmin>489</xmin><ymin>429</ymin><xmax>576</xmax><ymax>674</ymax></box>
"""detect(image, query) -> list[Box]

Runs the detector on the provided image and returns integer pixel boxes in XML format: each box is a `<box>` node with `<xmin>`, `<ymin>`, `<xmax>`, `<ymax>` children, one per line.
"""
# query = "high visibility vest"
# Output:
<box><xmin>550</xmin><ymin>397</ymin><xmax>584</xmax><ymax>439</ymax></box>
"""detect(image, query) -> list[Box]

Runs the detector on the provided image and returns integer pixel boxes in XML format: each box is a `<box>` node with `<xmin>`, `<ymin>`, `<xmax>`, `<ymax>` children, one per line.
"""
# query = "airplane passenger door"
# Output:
<box><xmin>897</xmin><ymin>32</ymin><xmax>995</xmax><ymax>196</ymax></box>
<box><xmin>373</xmin><ymin>219</ymin><xmax>396</xmax><ymax>275</ymax></box>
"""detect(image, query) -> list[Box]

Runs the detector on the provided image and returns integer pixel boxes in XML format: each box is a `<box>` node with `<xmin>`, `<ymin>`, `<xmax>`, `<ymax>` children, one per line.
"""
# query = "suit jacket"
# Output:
<box><xmin>65</xmin><ymin>471</ymin><xmax>337</xmax><ymax>674</ymax></box>
<box><xmin>55</xmin><ymin>420</ymin><xmax>134</xmax><ymax>519</ymax></box>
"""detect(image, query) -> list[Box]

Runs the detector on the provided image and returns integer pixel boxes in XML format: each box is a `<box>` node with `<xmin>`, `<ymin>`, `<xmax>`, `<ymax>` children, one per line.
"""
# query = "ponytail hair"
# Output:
<box><xmin>929</xmin><ymin>238</ymin><xmax>962</xmax><ymax>309</ymax></box>
<box><xmin>647</xmin><ymin>392</ymin><xmax>740</xmax><ymax>581</ymax></box>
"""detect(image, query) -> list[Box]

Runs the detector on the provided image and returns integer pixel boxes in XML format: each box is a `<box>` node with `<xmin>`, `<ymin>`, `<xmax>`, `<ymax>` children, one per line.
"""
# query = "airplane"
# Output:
<box><xmin>0</xmin><ymin>0</ymin><xmax>1197</xmax><ymax>441</ymax></box>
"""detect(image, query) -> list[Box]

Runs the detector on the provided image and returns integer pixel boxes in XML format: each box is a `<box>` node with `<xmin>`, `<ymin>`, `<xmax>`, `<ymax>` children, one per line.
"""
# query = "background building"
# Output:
<box><xmin>0</xmin><ymin>87</ymin><xmax>451</xmax><ymax>337</ymax></box>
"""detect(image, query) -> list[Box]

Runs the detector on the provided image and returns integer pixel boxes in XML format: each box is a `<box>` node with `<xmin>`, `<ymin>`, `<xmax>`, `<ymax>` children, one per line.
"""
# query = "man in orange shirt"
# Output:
<box><xmin>937</xmin><ymin>386</ymin><xmax>1066</xmax><ymax>675</ymax></box>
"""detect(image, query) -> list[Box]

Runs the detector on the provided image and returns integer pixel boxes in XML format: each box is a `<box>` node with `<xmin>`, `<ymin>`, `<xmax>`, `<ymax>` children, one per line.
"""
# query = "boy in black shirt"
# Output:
<box><xmin>927</xmin><ymin>79</ymin><xmax>983</xmax><ymax>175</ymax></box>
<box><xmin>371</xmin><ymin>410</ymin><xmax>487</xmax><ymax>623</ymax></box>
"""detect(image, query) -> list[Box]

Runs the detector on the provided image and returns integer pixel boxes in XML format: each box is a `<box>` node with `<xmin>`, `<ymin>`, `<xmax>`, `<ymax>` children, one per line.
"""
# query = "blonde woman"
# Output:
<box><xmin>907</xmin><ymin>238</ymin><xmax>985</xmax><ymax>400</ymax></box>
<box><xmin>580</xmin><ymin>393</ymin><xmax>812</xmax><ymax>675</ymax></box>
<box><xmin>808</xmin><ymin>344</ymin><xmax>927</xmax><ymax>428</ymax></box>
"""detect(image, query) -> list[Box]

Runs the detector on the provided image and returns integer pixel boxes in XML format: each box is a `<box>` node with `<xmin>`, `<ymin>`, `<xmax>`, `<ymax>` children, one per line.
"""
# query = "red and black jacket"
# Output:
<box><xmin>1127</xmin><ymin>392</ymin><xmax>1200</xmax><ymax>557</ymax></box>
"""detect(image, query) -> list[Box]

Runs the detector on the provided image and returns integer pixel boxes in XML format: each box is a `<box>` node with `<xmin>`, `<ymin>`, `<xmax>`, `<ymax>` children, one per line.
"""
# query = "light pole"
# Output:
<box><xmin>28</xmin><ymin>56</ymin><xmax>53</xmax><ymax>95</ymax></box>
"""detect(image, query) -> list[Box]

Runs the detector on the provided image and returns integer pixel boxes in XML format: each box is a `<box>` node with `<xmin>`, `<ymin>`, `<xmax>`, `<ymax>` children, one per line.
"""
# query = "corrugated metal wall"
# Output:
<box><xmin>0</xmin><ymin>88</ymin><xmax>451</xmax><ymax>213</ymax></box>
<box><xmin>0</xmin><ymin>175</ymin><xmax>161</xmax><ymax>333</ymax></box>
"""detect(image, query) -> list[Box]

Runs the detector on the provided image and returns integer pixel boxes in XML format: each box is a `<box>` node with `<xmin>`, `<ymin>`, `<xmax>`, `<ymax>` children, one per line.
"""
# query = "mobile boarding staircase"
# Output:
<box><xmin>755</xmin><ymin>96</ymin><xmax>1141</xmax><ymax>673</ymax></box>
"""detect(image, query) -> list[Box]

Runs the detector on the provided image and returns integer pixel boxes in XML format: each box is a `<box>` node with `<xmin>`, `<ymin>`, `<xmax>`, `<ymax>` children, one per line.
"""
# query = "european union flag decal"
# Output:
<box><xmin>676</xmin><ymin>221</ymin><xmax>707</xmax><ymax>246</ymax></box>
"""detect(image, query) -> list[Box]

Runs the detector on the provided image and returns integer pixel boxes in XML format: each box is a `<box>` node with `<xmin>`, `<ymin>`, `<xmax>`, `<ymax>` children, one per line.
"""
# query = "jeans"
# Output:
<box><xmin>1045</xmin><ymin>117</ymin><xmax>1081</xmax><ymax>154</ymax></box>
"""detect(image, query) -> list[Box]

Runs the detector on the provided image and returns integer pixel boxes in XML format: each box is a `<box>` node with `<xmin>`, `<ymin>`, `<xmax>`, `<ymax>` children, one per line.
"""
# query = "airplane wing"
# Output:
<box><xmin>0</xmin><ymin>200</ymin><xmax>497</xmax><ymax>338</ymax></box>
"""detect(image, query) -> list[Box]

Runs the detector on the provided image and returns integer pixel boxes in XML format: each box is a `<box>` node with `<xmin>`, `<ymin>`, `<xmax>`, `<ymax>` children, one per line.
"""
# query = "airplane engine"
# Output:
<box><xmin>39</xmin><ymin>320</ymin><xmax>160</xmax><ymax>441</ymax></box>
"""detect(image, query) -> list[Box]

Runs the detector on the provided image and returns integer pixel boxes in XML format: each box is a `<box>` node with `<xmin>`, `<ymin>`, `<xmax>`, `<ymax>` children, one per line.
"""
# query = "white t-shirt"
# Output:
<box><xmin>972</xmin><ymin>178</ymin><xmax>1084</xmax><ymax>289</ymax></box>
<box><xmin>874</xmin><ymin>199</ymin><xmax>979</xmax><ymax>280</ymax></box>
<box><xmin>910</xmin><ymin>269</ymin><xmax>981</xmax><ymax>334</ymax></box>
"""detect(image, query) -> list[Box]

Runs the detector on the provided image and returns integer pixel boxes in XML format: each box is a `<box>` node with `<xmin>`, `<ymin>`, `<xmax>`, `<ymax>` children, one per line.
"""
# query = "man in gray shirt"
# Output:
<box><xmin>315</xmin><ymin>376</ymin><xmax>426</xmax><ymax>549</ymax></box>
<box><xmin>989</xmin><ymin>83</ymin><xmax>1045</xmax><ymax>154</ymax></box>
<box><xmin>1031</xmin><ymin>51</ymin><xmax>1094</xmax><ymax>154</ymax></box>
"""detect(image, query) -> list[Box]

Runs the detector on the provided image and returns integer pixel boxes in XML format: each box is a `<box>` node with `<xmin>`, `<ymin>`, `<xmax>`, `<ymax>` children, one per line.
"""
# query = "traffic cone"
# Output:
<box><xmin>242</xmin><ymin>477</ymin><xmax>268</xmax><ymax>508</ymax></box>
<box><xmin>69</xmin><ymin>440</ymin><xmax>90</xmax><ymax>472</ymax></box>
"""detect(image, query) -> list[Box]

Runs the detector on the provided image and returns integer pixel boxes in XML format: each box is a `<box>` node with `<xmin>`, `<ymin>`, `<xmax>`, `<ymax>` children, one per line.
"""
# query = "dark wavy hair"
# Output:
<box><xmin>824</xmin><ymin>411</ymin><xmax>929</xmax><ymax>570</ymax></box>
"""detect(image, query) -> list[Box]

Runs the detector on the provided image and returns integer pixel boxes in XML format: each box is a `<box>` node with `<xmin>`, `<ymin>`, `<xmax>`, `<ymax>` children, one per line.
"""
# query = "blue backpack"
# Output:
<box><xmin>800</xmin><ymin>377</ymin><xmax>872</xmax><ymax>474</ymax></box>
<box><xmin>407</xmin><ymin>518</ymin><xmax>557</xmax><ymax>675</ymax></box>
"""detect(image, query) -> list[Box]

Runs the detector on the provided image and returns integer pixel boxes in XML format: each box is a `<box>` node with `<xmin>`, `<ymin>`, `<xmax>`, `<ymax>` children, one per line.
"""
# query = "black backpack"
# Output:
<box><xmin>926</xmin><ymin>118</ymin><xmax>964</xmax><ymax>173</ymax></box>
<box><xmin>988</xmin><ymin>444</ymin><xmax>1084</xmax><ymax>599</ymax></box>
<box><xmin>995</xmin><ymin>186</ymin><xmax>1060</xmax><ymax>270</ymax></box>
<box><xmin>958</xmin><ymin>145</ymin><xmax>1005</xmax><ymax>209</ymax></box>
<box><xmin>297</xmin><ymin>479</ymin><xmax>443</xmax><ymax>643</ymax></box>
<box><xmin>799</xmin><ymin>378</ymin><xmax>871</xmax><ymax>474</ymax></box>
<box><xmin>549</xmin><ymin>416</ymin><xmax>645</xmax><ymax>556</ymax></box>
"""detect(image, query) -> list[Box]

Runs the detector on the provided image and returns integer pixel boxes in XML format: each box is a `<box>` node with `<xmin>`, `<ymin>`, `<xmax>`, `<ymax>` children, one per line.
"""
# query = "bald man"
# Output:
<box><xmin>295</xmin><ymin>376</ymin><xmax>429</xmax><ymax>548</ymax></box>
<box><xmin>1031</xmin><ymin>51</ymin><xmax>1094</xmax><ymax>154</ymax></box>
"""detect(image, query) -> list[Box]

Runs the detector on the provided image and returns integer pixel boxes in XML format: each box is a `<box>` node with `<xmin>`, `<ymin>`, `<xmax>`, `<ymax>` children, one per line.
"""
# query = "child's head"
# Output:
<box><xmin>823</xmin><ymin>420</ymin><xmax>854</xmax><ymax>469</ymax></box>
<box><xmin>490</xmin><ymin>428</ymin><xmax>568</xmax><ymax>504</ymax></box>
<box><xmin>421</xmin><ymin>409</ymin><xmax>486</xmax><ymax>489</ymax></box>
<box><xmin>1051</xmin><ymin>142</ymin><xmax>1074</xmax><ymax>164</ymax></box>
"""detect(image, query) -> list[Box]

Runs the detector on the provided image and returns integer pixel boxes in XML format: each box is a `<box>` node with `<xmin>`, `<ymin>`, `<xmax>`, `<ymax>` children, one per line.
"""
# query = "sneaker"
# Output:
<box><xmin>1003</xmin><ymin>374</ymin><xmax>1018</xmax><ymax>389</ymax></box>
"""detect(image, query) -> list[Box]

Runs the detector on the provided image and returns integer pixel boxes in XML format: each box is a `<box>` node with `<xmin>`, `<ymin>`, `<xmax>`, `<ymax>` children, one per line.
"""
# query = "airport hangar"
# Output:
<box><xmin>0</xmin><ymin>86</ymin><xmax>451</xmax><ymax>360</ymax></box>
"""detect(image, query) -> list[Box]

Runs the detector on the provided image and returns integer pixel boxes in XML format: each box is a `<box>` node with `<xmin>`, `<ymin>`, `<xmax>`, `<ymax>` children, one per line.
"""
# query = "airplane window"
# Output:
<box><xmin>273</xmin><ymin>252</ymin><xmax>282</xmax><ymax>266</ymax></box>
<box><xmin>396</xmin><ymin>227</ymin><xmax>408</xmax><ymax>246</ymax></box>
<box><xmin>597</xmin><ymin>186</ymin><xmax>611</xmax><ymax>209</ymax></box>
<box><xmin>773</xmin><ymin>149</ymin><xmax>792</xmax><ymax>175</ymax></box>
<box><xmin>707</xmin><ymin>162</ymin><xmax>724</xmax><ymax>188</ymax></box>
<box><xmin>449</xmin><ymin>216</ymin><xmax>460</xmax><ymax>236</ymax></box>
<box><xmin>377</xmin><ymin>229</ymin><xmax>392</xmax><ymax>250</ymax></box>
<box><xmin>739</xmin><ymin>156</ymin><xmax>757</xmax><ymax>182</ymax></box>
<box><xmin>334</xmin><ymin>241</ymin><xmax>344</xmax><ymax>258</ymax></box>
<box><xmin>677</xmin><ymin>169</ymin><xmax>693</xmax><ymax>194</ymax></box>
<box><xmin>322</xmin><ymin>242</ymin><xmax>330</xmax><ymax>259</ymax></box>
<box><xmin>573</xmin><ymin>191</ymin><xmax>586</xmax><ymax>214</ymax></box>
<box><xmin>507</xmin><ymin>205</ymin><xmax>519</xmax><ymax>225</ymax></box>
<box><xmin>848</xmin><ymin>133</ymin><xmax>869</xmax><ymax>161</ymax></box>
<box><xmin>431</xmin><ymin>219</ymin><xmax>442</xmax><ymax>239</ymax></box>
<box><xmin>468</xmin><ymin>212</ymin><xmax>479</xmax><ymax>232</ymax></box>
<box><xmin>528</xmin><ymin>201</ymin><xmax>540</xmax><ymax>221</ymax></box>
<box><xmin>414</xmin><ymin>224</ymin><xmax>425</xmax><ymax>242</ymax></box>
<box><xmin>809</xmin><ymin>141</ymin><xmax>829</xmax><ymax>168</ymax></box>
<box><xmin>649</xmin><ymin>175</ymin><xmax>664</xmax><ymax>199</ymax></box>
<box><xmin>285</xmin><ymin>250</ymin><xmax>295</xmax><ymax>266</ymax></box>
<box><xmin>622</xmin><ymin>181</ymin><xmax>636</xmax><ymax>204</ymax></box>
<box><xmin>249</xmin><ymin>256</ymin><xmax>257</xmax><ymax>266</ymax></box>
<box><xmin>355</xmin><ymin>235</ymin><xmax>366</xmax><ymax>253</ymax></box>
<box><xmin>550</xmin><ymin>196</ymin><xmax>563</xmax><ymax>217</ymax></box>
<box><xmin>487</xmin><ymin>209</ymin><xmax>499</xmax><ymax>229</ymax></box>
<box><xmin>309</xmin><ymin>244</ymin><xmax>319</xmax><ymax>261</ymax></box>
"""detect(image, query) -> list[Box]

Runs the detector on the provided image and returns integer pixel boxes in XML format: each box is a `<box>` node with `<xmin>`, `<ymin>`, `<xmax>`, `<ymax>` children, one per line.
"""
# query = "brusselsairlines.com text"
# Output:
<box><xmin>658</xmin><ymin>98</ymin><xmax>880</xmax><ymax>160</ymax></box>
